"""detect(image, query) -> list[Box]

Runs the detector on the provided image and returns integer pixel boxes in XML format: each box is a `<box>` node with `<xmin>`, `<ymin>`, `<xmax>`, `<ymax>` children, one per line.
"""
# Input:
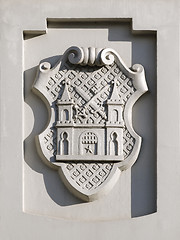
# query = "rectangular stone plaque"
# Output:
<box><xmin>0</xmin><ymin>1</ymin><xmax>180</xmax><ymax>239</ymax></box>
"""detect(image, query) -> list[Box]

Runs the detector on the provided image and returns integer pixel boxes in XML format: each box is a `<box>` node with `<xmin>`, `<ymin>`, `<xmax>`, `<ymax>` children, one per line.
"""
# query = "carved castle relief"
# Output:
<box><xmin>56</xmin><ymin>75</ymin><xmax>124</xmax><ymax>161</ymax></box>
<box><xmin>33</xmin><ymin>46</ymin><xmax>148</xmax><ymax>201</ymax></box>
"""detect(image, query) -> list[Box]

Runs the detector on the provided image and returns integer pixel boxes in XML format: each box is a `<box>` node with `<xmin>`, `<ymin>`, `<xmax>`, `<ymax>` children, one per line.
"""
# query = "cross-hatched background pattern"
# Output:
<box><xmin>42</xmin><ymin>60</ymin><xmax>136</xmax><ymax>191</ymax></box>
<box><xmin>66</xmin><ymin>162</ymin><xmax>113</xmax><ymax>191</ymax></box>
<box><xmin>45</xmin><ymin>61</ymin><xmax>136</xmax><ymax>125</ymax></box>
<box><xmin>43</xmin><ymin>61</ymin><xmax>136</xmax><ymax>159</ymax></box>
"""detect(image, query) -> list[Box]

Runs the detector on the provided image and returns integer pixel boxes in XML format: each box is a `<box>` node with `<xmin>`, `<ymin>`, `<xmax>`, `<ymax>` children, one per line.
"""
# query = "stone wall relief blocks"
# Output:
<box><xmin>33</xmin><ymin>46</ymin><xmax>148</xmax><ymax>201</ymax></box>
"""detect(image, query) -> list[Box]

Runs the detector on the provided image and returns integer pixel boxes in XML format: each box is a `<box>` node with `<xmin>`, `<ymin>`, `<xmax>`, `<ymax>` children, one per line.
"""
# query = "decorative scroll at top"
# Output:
<box><xmin>62</xmin><ymin>46</ymin><xmax>114</xmax><ymax>66</ymax></box>
<box><xmin>33</xmin><ymin>46</ymin><xmax>148</xmax><ymax>201</ymax></box>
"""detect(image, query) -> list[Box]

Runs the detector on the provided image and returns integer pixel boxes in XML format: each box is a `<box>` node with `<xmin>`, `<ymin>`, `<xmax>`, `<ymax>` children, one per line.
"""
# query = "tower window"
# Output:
<box><xmin>110</xmin><ymin>132</ymin><xmax>118</xmax><ymax>155</ymax></box>
<box><xmin>63</xmin><ymin>109</ymin><xmax>69</xmax><ymax>121</ymax></box>
<box><xmin>112</xmin><ymin>109</ymin><xmax>118</xmax><ymax>122</ymax></box>
<box><xmin>62</xmin><ymin>132</ymin><xmax>69</xmax><ymax>155</ymax></box>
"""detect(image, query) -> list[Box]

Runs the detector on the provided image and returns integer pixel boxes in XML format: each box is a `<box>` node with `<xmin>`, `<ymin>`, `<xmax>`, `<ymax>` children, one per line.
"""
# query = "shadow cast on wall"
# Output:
<box><xmin>108</xmin><ymin>21</ymin><xmax>157</xmax><ymax>217</ymax></box>
<box><xmin>24</xmin><ymin>20</ymin><xmax>157</xmax><ymax>216</ymax></box>
<box><xmin>24</xmin><ymin>56</ymin><xmax>83</xmax><ymax>206</ymax></box>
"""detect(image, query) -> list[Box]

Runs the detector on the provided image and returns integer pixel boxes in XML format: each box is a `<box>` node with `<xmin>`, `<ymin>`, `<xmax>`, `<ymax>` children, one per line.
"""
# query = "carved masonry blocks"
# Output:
<box><xmin>33</xmin><ymin>46</ymin><xmax>148</xmax><ymax>201</ymax></box>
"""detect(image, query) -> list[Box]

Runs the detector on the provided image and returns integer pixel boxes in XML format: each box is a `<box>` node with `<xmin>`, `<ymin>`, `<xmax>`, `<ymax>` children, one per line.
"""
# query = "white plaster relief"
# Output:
<box><xmin>33</xmin><ymin>46</ymin><xmax>148</xmax><ymax>201</ymax></box>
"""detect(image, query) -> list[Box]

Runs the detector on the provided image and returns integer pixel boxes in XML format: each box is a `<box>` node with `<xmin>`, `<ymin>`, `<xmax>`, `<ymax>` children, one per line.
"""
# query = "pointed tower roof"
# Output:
<box><xmin>57</xmin><ymin>80</ymin><xmax>74</xmax><ymax>104</ymax></box>
<box><xmin>107</xmin><ymin>79</ymin><xmax>123</xmax><ymax>105</ymax></box>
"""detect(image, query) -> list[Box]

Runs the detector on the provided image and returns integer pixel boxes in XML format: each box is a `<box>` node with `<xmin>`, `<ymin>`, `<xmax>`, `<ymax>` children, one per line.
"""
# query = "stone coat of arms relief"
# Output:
<box><xmin>33</xmin><ymin>46</ymin><xmax>148</xmax><ymax>201</ymax></box>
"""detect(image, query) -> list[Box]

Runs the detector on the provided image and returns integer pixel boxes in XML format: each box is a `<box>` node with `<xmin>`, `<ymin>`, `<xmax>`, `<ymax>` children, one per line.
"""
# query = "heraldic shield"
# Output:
<box><xmin>33</xmin><ymin>46</ymin><xmax>148</xmax><ymax>201</ymax></box>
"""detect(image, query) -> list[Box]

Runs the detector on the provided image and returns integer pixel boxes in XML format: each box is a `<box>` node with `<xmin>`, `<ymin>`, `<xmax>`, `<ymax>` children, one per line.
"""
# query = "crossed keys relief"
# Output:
<box><xmin>33</xmin><ymin>46</ymin><xmax>148</xmax><ymax>201</ymax></box>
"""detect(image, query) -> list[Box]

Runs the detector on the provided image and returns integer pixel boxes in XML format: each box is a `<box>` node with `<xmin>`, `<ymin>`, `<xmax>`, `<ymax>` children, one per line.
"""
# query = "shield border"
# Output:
<box><xmin>33</xmin><ymin>46</ymin><xmax>148</xmax><ymax>200</ymax></box>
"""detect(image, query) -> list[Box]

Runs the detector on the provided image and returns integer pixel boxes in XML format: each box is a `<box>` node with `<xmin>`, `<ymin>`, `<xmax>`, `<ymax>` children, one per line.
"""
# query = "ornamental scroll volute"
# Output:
<box><xmin>33</xmin><ymin>46</ymin><xmax>148</xmax><ymax>201</ymax></box>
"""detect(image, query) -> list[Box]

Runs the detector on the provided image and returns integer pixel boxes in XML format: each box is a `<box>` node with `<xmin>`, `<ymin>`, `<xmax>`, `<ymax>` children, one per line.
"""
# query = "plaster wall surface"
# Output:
<box><xmin>0</xmin><ymin>0</ymin><xmax>180</xmax><ymax>239</ymax></box>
